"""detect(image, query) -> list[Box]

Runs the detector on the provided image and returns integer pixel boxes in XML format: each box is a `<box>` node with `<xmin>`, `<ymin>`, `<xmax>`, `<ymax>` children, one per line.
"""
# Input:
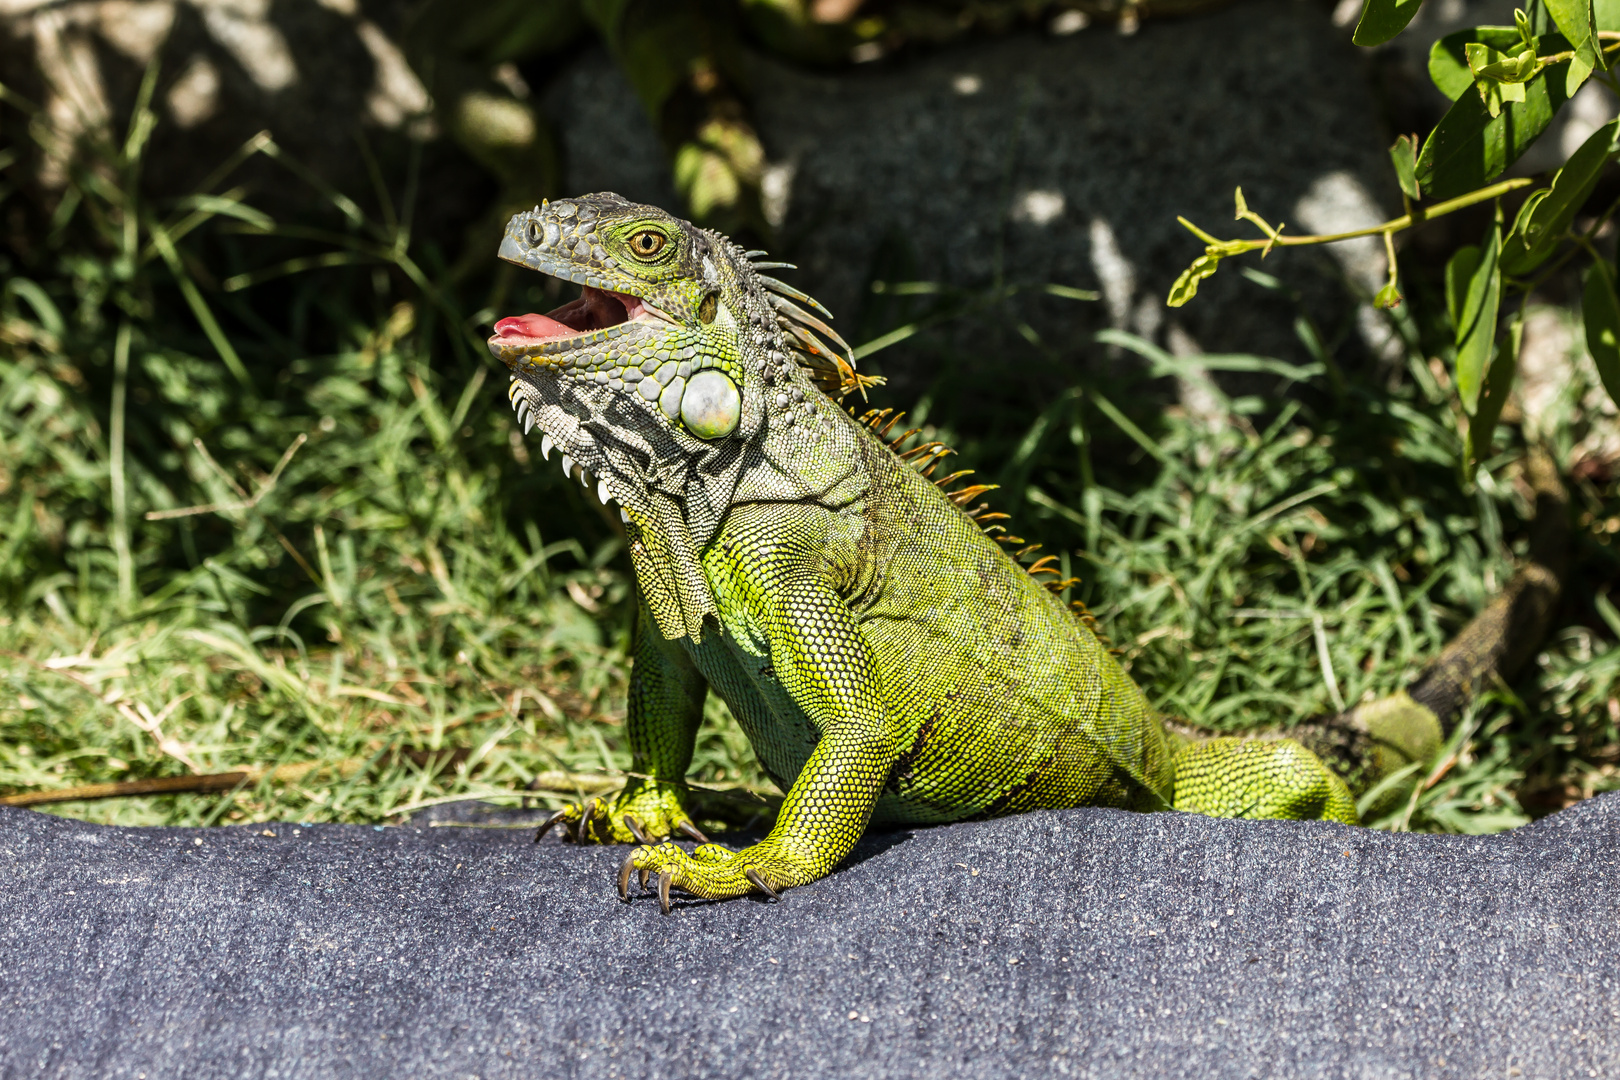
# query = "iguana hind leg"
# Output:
<box><xmin>1171</xmin><ymin>736</ymin><xmax>1358</xmax><ymax>825</ymax></box>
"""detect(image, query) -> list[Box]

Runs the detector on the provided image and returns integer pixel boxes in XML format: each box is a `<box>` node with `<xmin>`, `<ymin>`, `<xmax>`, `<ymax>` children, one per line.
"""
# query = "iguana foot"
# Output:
<box><xmin>533</xmin><ymin>782</ymin><xmax>709</xmax><ymax>846</ymax></box>
<box><xmin>618</xmin><ymin>840</ymin><xmax>799</xmax><ymax>913</ymax></box>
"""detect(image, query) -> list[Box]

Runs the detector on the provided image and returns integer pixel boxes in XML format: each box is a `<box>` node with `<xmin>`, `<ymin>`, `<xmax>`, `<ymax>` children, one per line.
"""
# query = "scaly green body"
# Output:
<box><xmin>487</xmin><ymin>193</ymin><xmax>1354</xmax><ymax>912</ymax></box>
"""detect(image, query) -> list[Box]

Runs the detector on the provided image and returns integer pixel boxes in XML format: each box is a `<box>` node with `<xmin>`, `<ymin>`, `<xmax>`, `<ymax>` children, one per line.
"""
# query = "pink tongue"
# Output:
<box><xmin>493</xmin><ymin>313</ymin><xmax>574</xmax><ymax>341</ymax></box>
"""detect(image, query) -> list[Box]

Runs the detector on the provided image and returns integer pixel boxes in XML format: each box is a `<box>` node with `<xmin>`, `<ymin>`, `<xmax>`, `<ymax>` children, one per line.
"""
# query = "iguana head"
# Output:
<box><xmin>486</xmin><ymin>192</ymin><xmax>864</xmax><ymax>639</ymax></box>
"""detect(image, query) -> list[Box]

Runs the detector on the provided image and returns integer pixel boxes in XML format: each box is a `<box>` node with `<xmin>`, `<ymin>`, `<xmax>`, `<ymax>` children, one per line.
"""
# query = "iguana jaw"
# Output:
<box><xmin>489</xmin><ymin>287</ymin><xmax>658</xmax><ymax>351</ymax></box>
<box><xmin>488</xmin><ymin>218</ymin><xmax>684</xmax><ymax>360</ymax></box>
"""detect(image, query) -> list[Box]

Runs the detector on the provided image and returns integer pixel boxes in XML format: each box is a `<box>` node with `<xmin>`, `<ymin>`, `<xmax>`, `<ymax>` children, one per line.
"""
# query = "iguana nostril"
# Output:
<box><xmin>680</xmin><ymin>370</ymin><xmax>741</xmax><ymax>439</ymax></box>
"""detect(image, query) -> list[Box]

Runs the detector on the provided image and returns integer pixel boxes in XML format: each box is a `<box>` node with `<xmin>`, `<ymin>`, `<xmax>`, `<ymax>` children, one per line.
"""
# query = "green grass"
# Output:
<box><xmin>1</xmin><ymin>89</ymin><xmax>1616</xmax><ymax>836</ymax></box>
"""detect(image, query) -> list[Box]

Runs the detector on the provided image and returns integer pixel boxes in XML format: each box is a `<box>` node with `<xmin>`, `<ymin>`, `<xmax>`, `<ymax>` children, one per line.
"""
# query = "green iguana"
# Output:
<box><xmin>485</xmin><ymin>193</ymin><xmax>1360</xmax><ymax>913</ymax></box>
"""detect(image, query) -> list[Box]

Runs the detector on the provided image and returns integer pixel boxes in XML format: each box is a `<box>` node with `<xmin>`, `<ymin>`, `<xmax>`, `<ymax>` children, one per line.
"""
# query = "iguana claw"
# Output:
<box><xmin>677</xmin><ymin>820</ymin><xmax>710</xmax><ymax>844</ymax></box>
<box><xmin>576</xmin><ymin>797</ymin><xmax>602</xmax><ymax>842</ymax></box>
<box><xmin>623</xmin><ymin>813</ymin><xmax>652</xmax><ymax>845</ymax></box>
<box><xmin>744</xmin><ymin>868</ymin><xmax>780</xmax><ymax>901</ymax></box>
<box><xmin>534</xmin><ymin>808</ymin><xmax>571</xmax><ymax>843</ymax></box>
<box><xmin>618</xmin><ymin>850</ymin><xmax>638</xmax><ymax>900</ymax></box>
<box><xmin>658</xmin><ymin>870</ymin><xmax>674</xmax><ymax>914</ymax></box>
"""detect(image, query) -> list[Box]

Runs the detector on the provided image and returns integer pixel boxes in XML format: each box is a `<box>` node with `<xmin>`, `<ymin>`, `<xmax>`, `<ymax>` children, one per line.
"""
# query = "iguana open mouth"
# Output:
<box><xmin>490</xmin><ymin>286</ymin><xmax>655</xmax><ymax>350</ymax></box>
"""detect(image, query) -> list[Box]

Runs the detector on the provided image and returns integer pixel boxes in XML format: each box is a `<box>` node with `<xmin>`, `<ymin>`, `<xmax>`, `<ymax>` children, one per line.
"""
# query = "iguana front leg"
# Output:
<box><xmin>536</xmin><ymin>600</ymin><xmax>709</xmax><ymax>845</ymax></box>
<box><xmin>623</xmin><ymin>567</ymin><xmax>897</xmax><ymax>912</ymax></box>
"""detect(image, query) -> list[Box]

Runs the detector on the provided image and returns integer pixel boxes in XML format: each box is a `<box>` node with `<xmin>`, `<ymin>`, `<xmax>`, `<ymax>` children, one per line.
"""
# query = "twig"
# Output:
<box><xmin>1183</xmin><ymin>177</ymin><xmax>1535</xmax><ymax>258</ymax></box>
<box><xmin>146</xmin><ymin>433</ymin><xmax>306</xmax><ymax>520</ymax></box>
<box><xmin>1</xmin><ymin>773</ymin><xmax>249</xmax><ymax>807</ymax></box>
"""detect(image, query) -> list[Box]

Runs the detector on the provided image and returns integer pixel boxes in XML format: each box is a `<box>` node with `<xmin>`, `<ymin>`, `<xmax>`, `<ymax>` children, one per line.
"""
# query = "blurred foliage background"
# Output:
<box><xmin>0</xmin><ymin>0</ymin><xmax>1617</xmax><ymax>834</ymax></box>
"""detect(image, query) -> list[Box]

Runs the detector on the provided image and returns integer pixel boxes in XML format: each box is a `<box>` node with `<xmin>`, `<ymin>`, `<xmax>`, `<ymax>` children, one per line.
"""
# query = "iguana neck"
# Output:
<box><xmin>730</xmin><ymin>374</ymin><xmax>872</xmax><ymax>518</ymax></box>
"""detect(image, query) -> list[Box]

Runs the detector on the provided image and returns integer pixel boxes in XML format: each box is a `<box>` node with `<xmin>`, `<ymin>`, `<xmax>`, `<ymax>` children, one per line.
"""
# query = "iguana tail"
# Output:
<box><xmin>1298</xmin><ymin>445</ymin><xmax>1569</xmax><ymax>793</ymax></box>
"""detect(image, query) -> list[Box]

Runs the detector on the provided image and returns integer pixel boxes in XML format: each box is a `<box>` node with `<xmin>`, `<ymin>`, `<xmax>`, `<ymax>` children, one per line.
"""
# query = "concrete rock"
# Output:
<box><xmin>545</xmin><ymin>1</ymin><xmax>1401</xmax><ymax>410</ymax></box>
<box><xmin>0</xmin><ymin>0</ymin><xmax>488</xmax><ymax>243</ymax></box>
<box><xmin>5</xmin><ymin>1</ymin><xmax>1399</xmax><ymax>410</ymax></box>
<box><xmin>2</xmin><ymin>795</ymin><xmax>1618</xmax><ymax>1078</ymax></box>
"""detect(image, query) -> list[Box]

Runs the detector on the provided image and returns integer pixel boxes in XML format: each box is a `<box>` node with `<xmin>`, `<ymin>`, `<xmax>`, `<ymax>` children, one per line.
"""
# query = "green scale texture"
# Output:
<box><xmin>487</xmin><ymin>194</ymin><xmax>1355</xmax><ymax>909</ymax></box>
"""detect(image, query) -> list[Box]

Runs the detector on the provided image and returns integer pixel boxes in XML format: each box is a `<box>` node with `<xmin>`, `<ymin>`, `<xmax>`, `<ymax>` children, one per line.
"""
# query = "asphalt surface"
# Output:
<box><xmin>2</xmin><ymin>795</ymin><xmax>1617</xmax><ymax>1079</ymax></box>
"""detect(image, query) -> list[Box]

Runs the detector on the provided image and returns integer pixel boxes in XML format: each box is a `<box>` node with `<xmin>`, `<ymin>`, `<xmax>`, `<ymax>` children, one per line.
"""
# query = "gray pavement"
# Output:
<box><xmin>1</xmin><ymin>795</ymin><xmax>1617</xmax><ymax>1079</ymax></box>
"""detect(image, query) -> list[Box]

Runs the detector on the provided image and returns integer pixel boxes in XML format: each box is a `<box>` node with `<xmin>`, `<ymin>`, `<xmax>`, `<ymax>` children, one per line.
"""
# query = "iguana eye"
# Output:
<box><xmin>629</xmin><ymin>230</ymin><xmax>667</xmax><ymax>259</ymax></box>
<box><xmin>525</xmin><ymin>220</ymin><xmax>542</xmax><ymax>246</ymax></box>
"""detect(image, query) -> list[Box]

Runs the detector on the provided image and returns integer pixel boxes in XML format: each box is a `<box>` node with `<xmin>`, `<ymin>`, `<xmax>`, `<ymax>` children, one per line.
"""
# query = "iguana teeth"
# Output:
<box><xmin>618</xmin><ymin>508</ymin><xmax>629</xmax><ymax>524</ymax></box>
<box><xmin>540</xmin><ymin>434</ymin><xmax>553</xmax><ymax>460</ymax></box>
<box><xmin>597</xmin><ymin>479</ymin><xmax>611</xmax><ymax>506</ymax></box>
<box><xmin>523</xmin><ymin>415</ymin><xmax>535</xmax><ymax>435</ymax></box>
<box><xmin>579</xmin><ymin>468</ymin><xmax>591</xmax><ymax>489</ymax></box>
<box><xmin>561</xmin><ymin>454</ymin><xmax>574</xmax><ymax>479</ymax></box>
<box><xmin>516</xmin><ymin>400</ymin><xmax>530</xmax><ymax>425</ymax></box>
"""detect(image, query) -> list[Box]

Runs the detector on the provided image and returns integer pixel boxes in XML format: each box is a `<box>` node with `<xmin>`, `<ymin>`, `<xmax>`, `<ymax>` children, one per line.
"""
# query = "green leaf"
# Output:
<box><xmin>1415</xmin><ymin>59</ymin><xmax>1573</xmax><ymax>200</ymax></box>
<box><xmin>1352</xmin><ymin>0</ymin><xmax>1425</xmax><ymax>46</ymax></box>
<box><xmin>1428</xmin><ymin>27</ymin><xmax>1530</xmax><ymax>100</ymax></box>
<box><xmin>1500</xmin><ymin>118</ymin><xmax>1620</xmax><ymax>275</ymax></box>
<box><xmin>1477</xmin><ymin>76</ymin><xmax>1527</xmax><ymax>118</ymax></box>
<box><xmin>1598</xmin><ymin>0</ymin><xmax>1620</xmax><ymax>31</ymax></box>
<box><xmin>1582</xmin><ymin>259</ymin><xmax>1620</xmax><ymax>407</ymax></box>
<box><xmin>1468</xmin><ymin>315</ymin><xmax>1520</xmax><ymax>471</ymax></box>
<box><xmin>1389</xmin><ymin>134</ymin><xmax>1421</xmax><ymax>201</ymax></box>
<box><xmin>1445</xmin><ymin>244</ymin><xmax>1481</xmax><ymax>329</ymax></box>
<box><xmin>2</xmin><ymin>277</ymin><xmax>64</xmax><ymax>337</ymax></box>
<box><xmin>1565</xmin><ymin>51</ymin><xmax>1596</xmax><ymax>97</ymax></box>
<box><xmin>1167</xmin><ymin>253</ymin><xmax>1221</xmax><ymax>308</ymax></box>
<box><xmin>1451</xmin><ymin>219</ymin><xmax>1502</xmax><ymax>415</ymax></box>
<box><xmin>1374</xmin><ymin>282</ymin><xmax>1404</xmax><ymax>309</ymax></box>
<box><xmin>1465</xmin><ymin>42</ymin><xmax>1537</xmax><ymax>83</ymax></box>
<box><xmin>1546</xmin><ymin>0</ymin><xmax>1605</xmax><ymax>91</ymax></box>
<box><xmin>1504</xmin><ymin>187</ymin><xmax>1553</xmax><ymax>256</ymax></box>
<box><xmin>1516</xmin><ymin>6</ymin><xmax>1536</xmax><ymax>47</ymax></box>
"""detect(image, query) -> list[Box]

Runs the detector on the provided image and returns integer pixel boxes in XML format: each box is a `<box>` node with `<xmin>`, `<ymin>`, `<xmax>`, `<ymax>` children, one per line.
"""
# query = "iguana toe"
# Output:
<box><xmin>577</xmin><ymin>797</ymin><xmax>604</xmax><ymax>842</ymax></box>
<box><xmin>658</xmin><ymin>869</ymin><xmax>675</xmax><ymax>914</ymax></box>
<box><xmin>534</xmin><ymin>782</ymin><xmax>701</xmax><ymax>846</ymax></box>
<box><xmin>687</xmin><ymin>842</ymin><xmax>734</xmax><ymax>865</ymax></box>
